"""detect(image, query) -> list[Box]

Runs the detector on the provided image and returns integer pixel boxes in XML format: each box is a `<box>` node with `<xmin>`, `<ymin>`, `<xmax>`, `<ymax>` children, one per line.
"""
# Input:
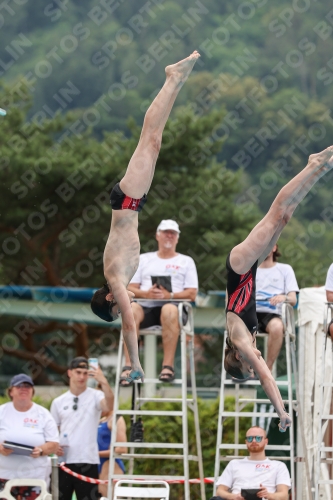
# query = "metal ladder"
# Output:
<box><xmin>213</xmin><ymin>303</ymin><xmax>311</xmax><ymax>500</ymax></box>
<box><xmin>107</xmin><ymin>301</ymin><xmax>205</xmax><ymax>500</ymax></box>
<box><xmin>314</xmin><ymin>303</ymin><xmax>333</xmax><ymax>500</ymax></box>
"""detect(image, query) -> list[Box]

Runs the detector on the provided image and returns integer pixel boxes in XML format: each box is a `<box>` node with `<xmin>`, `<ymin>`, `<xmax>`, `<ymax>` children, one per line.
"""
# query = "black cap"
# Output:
<box><xmin>69</xmin><ymin>357</ymin><xmax>89</xmax><ymax>370</ymax></box>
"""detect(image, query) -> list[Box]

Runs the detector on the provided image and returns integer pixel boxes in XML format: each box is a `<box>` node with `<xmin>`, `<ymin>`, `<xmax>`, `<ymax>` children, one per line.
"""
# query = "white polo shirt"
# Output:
<box><xmin>0</xmin><ymin>402</ymin><xmax>59</xmax><ymax>481</ymax></box>
<box><xmin>256</xmin><ymin>263</ymin><xmax>299</xmax><ymax>315</ymax></box>
<box><xmin>130</xmin><ymin>252</ymin><xmax>198</xmax><ymax>307</ymax></box>
<box><xmin>50</xmin><ymin>388</ymin><xmax>104</xmax><ymax>464</ymax></box>
<box><xmin>216</xmin><ymin>457</ymin><xmax>291</xmax><ymax>493</ymax></box>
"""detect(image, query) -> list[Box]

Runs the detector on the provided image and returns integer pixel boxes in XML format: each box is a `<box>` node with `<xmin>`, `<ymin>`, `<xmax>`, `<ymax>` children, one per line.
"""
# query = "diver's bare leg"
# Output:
<box><xmin>230</xmin><ymin>146</ymin><xmax>333</xmax><ymax>274</ymax></box>
<box><xmin>120</xmin><ymin>51</ymin><xmax>200</xmax><ymax>199</ymax></box>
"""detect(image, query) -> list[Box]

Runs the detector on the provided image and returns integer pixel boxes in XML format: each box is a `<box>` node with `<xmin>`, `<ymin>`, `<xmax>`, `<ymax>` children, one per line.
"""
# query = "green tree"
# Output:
<box><xmin>0</xmin><ymin>80</ymin><xmax>257</xmax><ymax>380</ymax></box>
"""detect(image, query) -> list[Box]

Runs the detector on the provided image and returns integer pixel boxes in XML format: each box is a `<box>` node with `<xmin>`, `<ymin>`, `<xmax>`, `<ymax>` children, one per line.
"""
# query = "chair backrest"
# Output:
<box><xmin>0</xmin><ymin>479</ymin><xmax>51</xmax><ymax>500</ymax></box>
<box><xmin>114</xmin><ymin>480</ymin><xmax>170</xmax><ymax>499</ymax></box>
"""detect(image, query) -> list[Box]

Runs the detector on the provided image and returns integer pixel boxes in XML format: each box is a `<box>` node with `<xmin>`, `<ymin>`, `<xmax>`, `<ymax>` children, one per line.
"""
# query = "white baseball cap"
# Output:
<box><xmin>156</xmin><ymin>219</ymin><xmax>180</xmax><ymax>233</ymax></box>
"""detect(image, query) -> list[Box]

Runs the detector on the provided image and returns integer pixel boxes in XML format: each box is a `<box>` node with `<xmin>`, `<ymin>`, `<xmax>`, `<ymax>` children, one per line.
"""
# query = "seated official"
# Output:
<box><xmin>211</xmin><ymin>425</ymin><xmax>291</xmax><ymax>500</ymax></box>
<box><xmin>121</xmin><ymin>219</ymin><xmax>198</xmax><ymax>385</ymax></box>
<box><xmin>256</xmin><ymin>244</ymin><xmax>298</xmax><ymax>372</ymax></box>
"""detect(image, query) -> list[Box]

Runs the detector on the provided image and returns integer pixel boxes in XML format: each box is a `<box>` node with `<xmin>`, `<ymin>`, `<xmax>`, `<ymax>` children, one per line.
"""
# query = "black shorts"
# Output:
<box><xmin>110</xmin><ymin>182</ymin><xmax>147</xmax><ymax>212</ymax></box>
<box><xmin>139</xmin><ymin>304</ymin><xmax>189</xmax><ymax>329</ymax></box>
<box><xmin>257</xmin><ymin>312</ymin><xmax>281</xmax><ymax>332</ymax></box>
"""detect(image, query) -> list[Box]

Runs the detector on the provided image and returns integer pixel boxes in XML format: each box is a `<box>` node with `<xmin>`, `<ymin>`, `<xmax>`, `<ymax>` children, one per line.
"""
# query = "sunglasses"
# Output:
<box><xmin>245</xmin><ymin>436</ymin><xmax>264</xmax><ymax>443</ymax></box>
<box><xmin>73</xmin><ymin>397</ymin><xmax>79</xmax><ymax>411</ymax></box>
<box><xmin>15</xmin><ymin>383</ymin><xmax>33</xmax><ymax>389</ymax></box>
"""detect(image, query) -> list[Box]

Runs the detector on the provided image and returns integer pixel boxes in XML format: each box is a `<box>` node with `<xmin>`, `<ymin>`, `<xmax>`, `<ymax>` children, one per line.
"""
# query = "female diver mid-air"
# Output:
<box><xmin>224</xmin><ymin>146</ymin><xmax>333</xmax><ymax>431</ymax></box>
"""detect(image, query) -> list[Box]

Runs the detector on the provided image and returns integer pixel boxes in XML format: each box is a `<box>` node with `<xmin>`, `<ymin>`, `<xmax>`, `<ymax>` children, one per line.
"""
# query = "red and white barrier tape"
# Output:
<box><xmin>59</xmin><ymin>463</ymin><xmax>108</xmax><ymax>484</ymax></box>
<box><xmin>59</xmin><ymin>463</ymin><xmax>214</xmax><ymax>484</ymax></box>
<box><xmin>170</xmin><ymin>478</ymin><xmax>214</xmax><ymax>484</ymax></box>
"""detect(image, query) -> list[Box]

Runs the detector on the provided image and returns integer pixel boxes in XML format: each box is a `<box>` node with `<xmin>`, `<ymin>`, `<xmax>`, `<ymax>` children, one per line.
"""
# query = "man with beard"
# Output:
<box><xmin>120</xmin><ymin>219</ymin><xmax>198</xmax><ymax>385</ymax></box>
<box><xmin>212</xmin><ymin>426</ymin><xmax>291</xmax><ymax>500</ymax></box>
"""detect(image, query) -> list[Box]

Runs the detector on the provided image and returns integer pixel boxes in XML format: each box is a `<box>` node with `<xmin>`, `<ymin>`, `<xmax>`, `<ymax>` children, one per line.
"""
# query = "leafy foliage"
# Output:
<box><xmin>1</xmin><ymin>1</ymin><xmax>333</xmax><ymax>375</ymax></box>
<box><xmin>0</xmin><ymin>79</ymin><xmax>259</xmax><ymax>377</ymax></box>
<box><xmin>0</xmin><ymin>83</ymin><xmax>258</xmax><ymax>289</ymax></box>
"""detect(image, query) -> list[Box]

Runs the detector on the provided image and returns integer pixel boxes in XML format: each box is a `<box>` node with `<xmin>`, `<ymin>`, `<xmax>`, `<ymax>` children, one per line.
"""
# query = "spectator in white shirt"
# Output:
<box><xmin>0</xmin><ymin>374</ymin><xmax>59</xmax><ymax>498</ymax></box>
<box><xmin>120</xmin><ymin>219</ymin><xmax>198</xmax><ymax>385</ymax></box>
<box><xmin>51</xmin><ymin>357</ymin><xmax>114</xmax><ymax>500</ymax></box>
<box><xmin>212</xmin><ymin>425</ymin><xmax>291</xmax><ymax>500</ymax></box>
<box><xmin>256</xmin><ymin>245</ymin><xmax>299</xmax><ymax>371</ymax></box>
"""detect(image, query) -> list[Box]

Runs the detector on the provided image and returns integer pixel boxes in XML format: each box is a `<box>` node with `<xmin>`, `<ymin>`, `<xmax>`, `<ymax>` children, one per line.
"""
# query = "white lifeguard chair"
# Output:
<box><xmin>108</xmin><ymin>300</ymin><xmax>205</xmax><ymax>500</ymax></box>
<box><xmin>314</xmin><ymin>302</ymin><xmax>333</xmax><ymax>500</ymax></box>
<box><xmin>213</xmin><ymin>302</ymin><xmax>311</xmax><ymax>500</ymax></box>
<box><xmin>114</xmin><ymin>479</ymin><xmax>170</xmax><ymax>500</ymax></box>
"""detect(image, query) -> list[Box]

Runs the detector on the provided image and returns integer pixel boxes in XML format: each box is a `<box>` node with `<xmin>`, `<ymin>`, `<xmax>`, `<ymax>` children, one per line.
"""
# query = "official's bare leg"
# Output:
<box><xmin>121</xmin><ymin>304</ymin><xmax>180</xmax><ymax>383</ymax></box>
<box><xmin>265</xmin><ymin>317</ymin><xmax>284</xmax><ymax>371</ymax></box>
<box><xmin>160</xmin><ymin>304</ymin><xmax>180</xmax><ymax>379</ymax></box>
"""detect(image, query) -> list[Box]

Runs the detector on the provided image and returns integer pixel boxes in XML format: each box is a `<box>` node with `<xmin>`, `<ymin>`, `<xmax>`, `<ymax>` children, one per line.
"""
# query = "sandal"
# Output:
<box><xmin>119</xmin><ymin>366</ymin><xmax>133</xmax><ymax>387</ymax></box>
<box><xmin>158</xmin><ymin>365</ymin><xmax>175</xmax><ymax>383</ymax></box>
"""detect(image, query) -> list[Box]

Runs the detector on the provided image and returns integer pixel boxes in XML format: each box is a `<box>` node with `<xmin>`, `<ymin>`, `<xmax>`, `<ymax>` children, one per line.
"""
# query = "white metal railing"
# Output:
<box><xmin>108</xmin><ymin>301</ymin><xmax>205</xmax><ymax>500</ymax></box>
<box><xmin>213</xmin><ymin>303</ymin><xmax>309</xmax><ymax>500</ymax></box>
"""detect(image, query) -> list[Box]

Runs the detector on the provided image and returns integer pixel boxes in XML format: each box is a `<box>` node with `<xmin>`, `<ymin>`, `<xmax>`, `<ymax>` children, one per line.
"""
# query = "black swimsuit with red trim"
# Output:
<box><xmin>225</xmin><ymin>253</ymin><xmax>258</xmax><ymax>335</ymax></box>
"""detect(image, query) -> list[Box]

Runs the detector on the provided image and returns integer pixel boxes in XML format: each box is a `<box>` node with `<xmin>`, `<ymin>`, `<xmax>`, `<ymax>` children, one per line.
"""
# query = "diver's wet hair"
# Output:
<box><xmin>224</xmin><ymin>337</ymin><xmax>248</xmax><ymax>380</ymax></box>
<box><xmin>91</xmin><ymin>284</ymin><xmax>118</xmax><ymax>322</ymax></box>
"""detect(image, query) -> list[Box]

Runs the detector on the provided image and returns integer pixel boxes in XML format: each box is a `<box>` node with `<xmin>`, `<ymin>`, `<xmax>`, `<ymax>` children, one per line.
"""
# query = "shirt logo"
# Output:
<box><xmin>23</xmin><ymin>418</ymin><xmax>39</xmax><ymax>428</ymax></box>
<box><xmin>255</xmin><ymin>464</ymin><xmax>271</xmax><ymax>470</ymax></box>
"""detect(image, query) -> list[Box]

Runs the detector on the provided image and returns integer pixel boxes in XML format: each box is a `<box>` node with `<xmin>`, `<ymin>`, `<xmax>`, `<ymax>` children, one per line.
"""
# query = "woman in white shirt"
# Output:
<box><xmin>0</xmin><ymin>374</ymin><xmax>59</xmax><ymax>499</ymax></box>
